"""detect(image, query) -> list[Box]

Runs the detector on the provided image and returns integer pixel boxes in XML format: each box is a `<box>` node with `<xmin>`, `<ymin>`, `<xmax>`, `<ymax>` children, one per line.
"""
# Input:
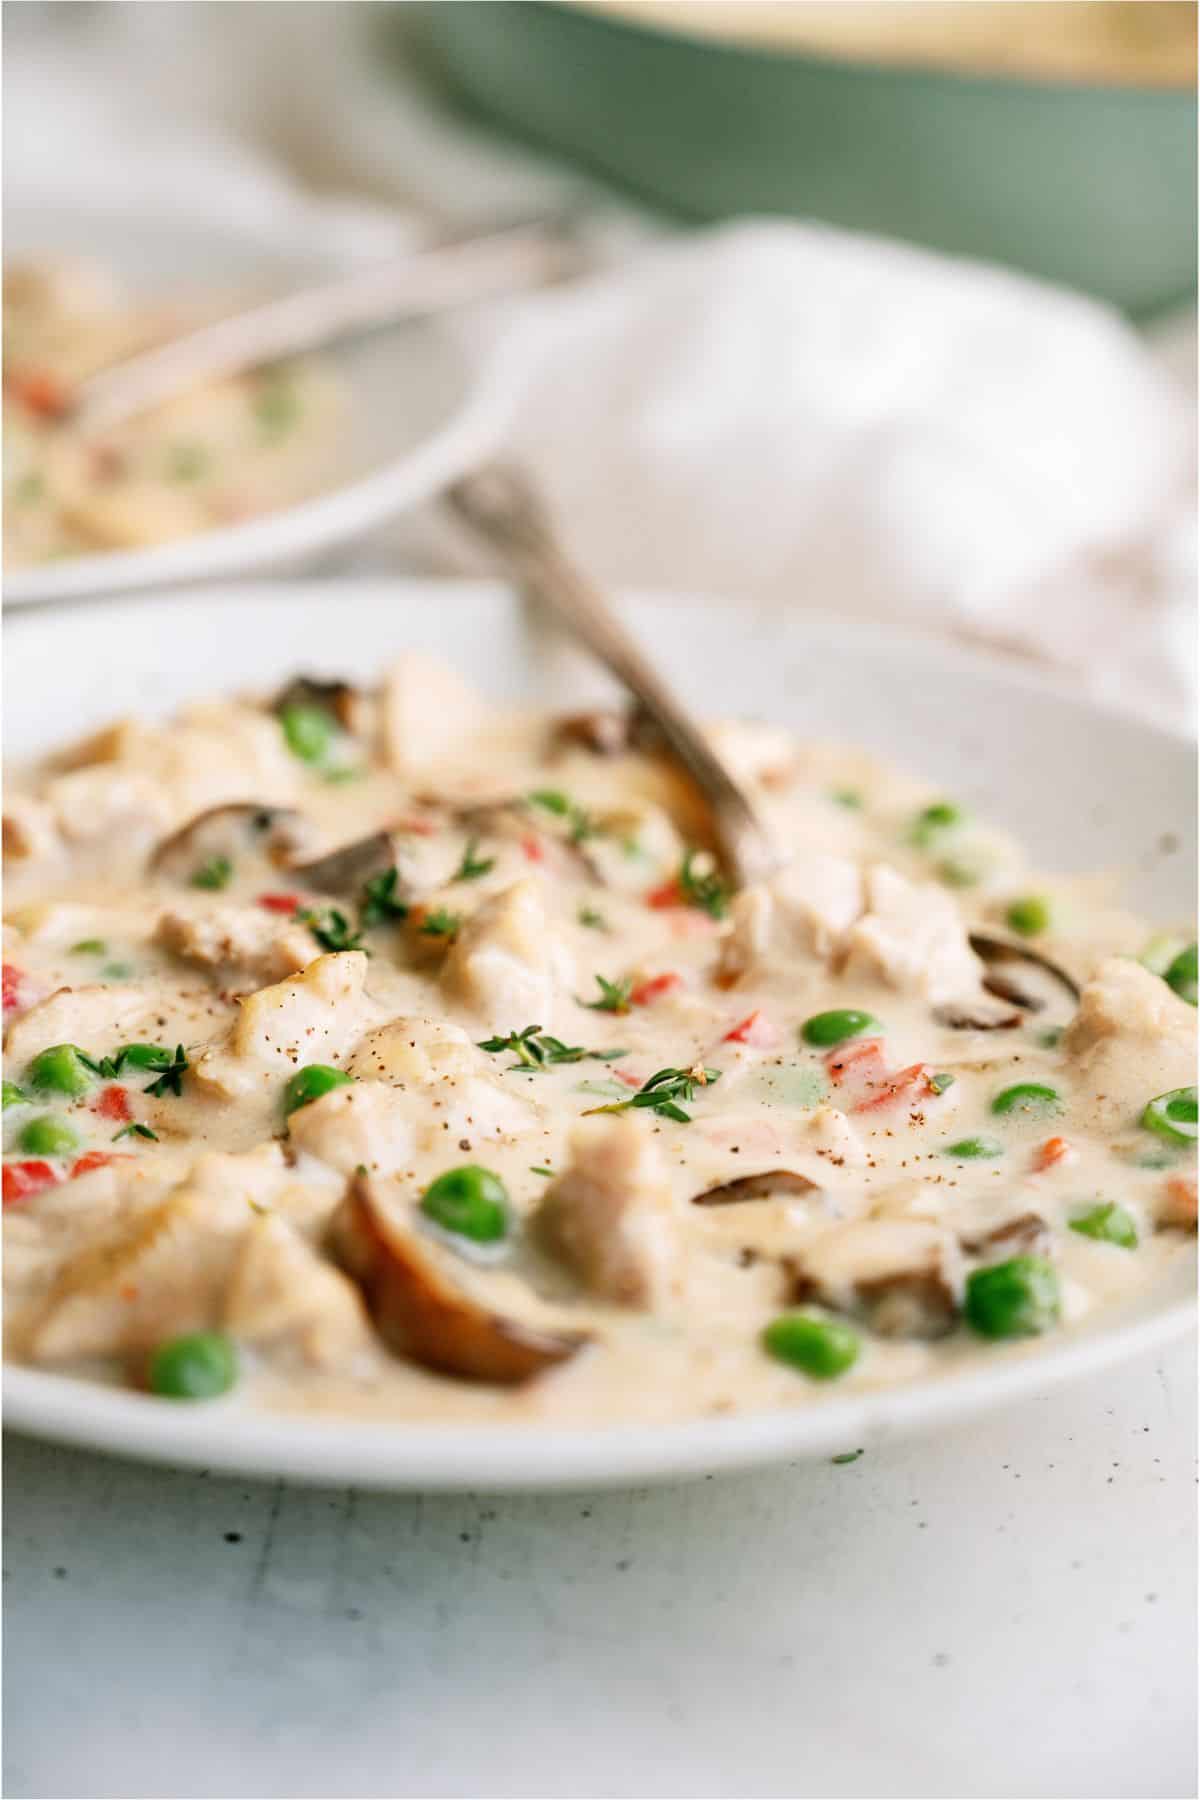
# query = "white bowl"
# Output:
<box><xmin>2</xmin><ymin>206</ymin><xmax>509</xmax><ymax>609</ymax></box>
<box><xmin>4</xmin><ymin>580</ymin><xmax>1195</xmax><ymax>1489</ymax></box>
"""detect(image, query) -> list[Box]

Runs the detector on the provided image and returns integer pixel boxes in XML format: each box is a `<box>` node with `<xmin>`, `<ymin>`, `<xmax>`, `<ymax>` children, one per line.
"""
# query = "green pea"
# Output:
<box><xmin>191</xmin><ymin>855</ymin><xmax>233</xmax><ymax>891</ymax></box>
<box><xmin>1069</xmin><ymin>1202</ymin><xmax>1138</xmax><ymax>1250</ymax></box>
<box><xmin>147</xmin><ymin>1331</ymin><xmax>237</xmax><ymax>1401</ymax></box>
<box><xmin>942</xmin><ymin>1136</ymin><xmax>1003</xmax><ymax>1160</ymax></box>
<box><xmin>19</xmin><ymin>1114</ymin><xmax>80</xmax><ymax>1157</ymax></box>
<box><xmin>909</xmin><ymin>801</ymin><xmax>964</xmax><ymax>847</ymax></box>
<box><xmin>283</xmin><ymin>1064</ymin><xmax>354</xmax><ymax>1118</ymax></box>
<box><xmin>991</xmin><ymin>1082</ymin><xmax>1061</xmax><ymax>1119</ymax></box>
<box><xmin>2</xmin><ymin>1081</ymin><xmax>29</xmax><ymax>1110</ymax></box>
<box><xmin>801</xmin><ymin>1009</ymin><xmax>878</xmax><ymax>1048</ymax></box>
<box><xmin>28</xmin><ymin>1043</ymin><xmax>94</xmax><ymax>1099</ymax></box>
<box><xmin>964</xmin><ymin>1256</ymin><xmax>1060</xmax><ymax>1339</ymax></box>
<box><xmin>1165</xmin><ymin>943</ymin><xmax>1197</xmax><ymax>1007</ymax></box>
<box><xmin>1006</xmin><ymin>895</ymin><xmax>1052</xmax><ymax>937</ymax></box>
<box><xmin>117</xmin><ymin>1043</ymin><xmax>172</xmax><ymax>1071</ymax></box>
<box><xmin>1141</xmin><ymin>1087</ymin><xmax>1198</xmax><ymax>1145</ymax></box>
<box><xmin>762</xmin><ymin>1310</ymin><xmax>860</xmax><ymax>1380</ymax></box>
<box><xmin>420</xmin><ymin>1165</ymin><xmax>510</xmax><ymax>1244</ymax></box>
<box><xmin>280</xmin><ymin>702</ymin><xmax>334</xmax><ymax>765</ymax></box>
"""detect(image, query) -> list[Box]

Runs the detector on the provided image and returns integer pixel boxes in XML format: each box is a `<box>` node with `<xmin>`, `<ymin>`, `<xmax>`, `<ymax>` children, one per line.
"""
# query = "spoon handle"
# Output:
<box><xmin>447</xmin><ymin>463</ymin><xmax>781</xmax><ymax>888</ymax></box>
<box><xmin>72</xmin><ymin>220</ymin><xmax>581</xmax><ymax>437</ymax></box>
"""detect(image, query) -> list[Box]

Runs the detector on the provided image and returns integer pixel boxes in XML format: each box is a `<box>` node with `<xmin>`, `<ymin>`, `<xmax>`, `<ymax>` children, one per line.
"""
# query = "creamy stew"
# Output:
<box><xmin>3</xmin><ymin>658</ymin><xmax>1195</xmax><ymax>1423</ymax></box>
<box><xmin>4</xmin><ymin>261</ymin><xmax>340</xmax><ymax>569</ymax></box>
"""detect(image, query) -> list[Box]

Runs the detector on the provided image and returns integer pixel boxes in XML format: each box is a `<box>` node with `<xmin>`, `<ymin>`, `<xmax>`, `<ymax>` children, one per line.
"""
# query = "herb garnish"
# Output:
<box><xmin>419</xmin><ymin>908</ymin><xmax>461</xmax><ymax>942</ymax></box>
<box><xmin>114</xmin><ymin>1122</ymin><xmax>159</xmax><ymax>1142</ymax></box>
<box><xmin>78</xmin><ymin>1043</ymin><xmax>187</xmax><ymax>1094</ymax></box>
<box><xmin>580</xmin><ymin>974</ymin><xmax>634</xmax><ymax>1014</ymax></box>
<box><xmin>359</xmin><ymin>868</ymin><xmax>408</xmax><ymax>929</ymax></box>
<box><xmin>70</xmin><ymin>939</ymin><xmax>107</xmax><ymax>955</ymax></box>
<box><xmin>928</xmin><ymin>1073</ymin><xmax>956</xmax><ymax>1095</ymax></box>
<box><xmin>679</xmin><ymin>850</ymin><xmax>730</xmax><ymax>920</ymax></box>
<box><xmin>191</xmin><ymin>855</ymin><xmax>233</xmax><ymax>891</ymax></box>
<box><xmin>584</xmin><ymin>1064</ymin><xmax>721</xmax><ymax>1124</ymax></box>
<box><xmin>145</xmin><ymin>1045</ymin><xmax>189</xmax><ymax>1098</ymax></box>
<box><xmin>578</xmin><ymin>905</ymin><xmax>607</xmax><ymax>931</ymax></box>
<box><xmin>454</xmin><ymin>838</ymin><xmax>495</xmax><ymax>883</ymax></box>
<box><xmin>528</xmin><ymin>788</ymin><xmax>595</xmax><ymax>844</ymax></box>
<box><xmin>530</xmin><ymin>1165</ymin><xmax>555</xmax><ymax>1178</ymax></box>
<box><xmin>478</xmin><ymin>1024</ymin><xmax>628</xmax><ymax>1072</ymax></box>
<box><xmin>298</xmin><ymin>906</ymin><xmax>364</xmax><ymax>953</ymax></box>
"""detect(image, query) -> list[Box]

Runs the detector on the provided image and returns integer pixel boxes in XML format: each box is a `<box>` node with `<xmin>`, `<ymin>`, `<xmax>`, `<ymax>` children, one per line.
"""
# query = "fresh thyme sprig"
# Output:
<box><xmin>419</xmin><ymin>907</ymin><xmax>462</xmax><ymax>942</ymax></box>
<box><xmin>579</xmin><ymin>974</ymin><xmax>634</xmax><ymax>1014</ymax></box>
<box><xmin>477</xmin><ymin>1024</ymin><xmax>628</xmax><ymax>1072</ymax></box>
<box><xmin>454</xmin><ymin>838</ymin><xmax>495</xmax><ymax>883</ymax></box>
<box><xmin>298</xmin><ymin>906</ymin><xmax>364</xmax><ymax>953</ymax></box>
<box><xmin>359</xmin><ymin>868</ymin><xmax>408</xmax><ymax>928</ymax></box>
<box><xmin>584</xmin><ymin>1063</ymin><xmax>721</xmax><ymax>1124</ymax></box>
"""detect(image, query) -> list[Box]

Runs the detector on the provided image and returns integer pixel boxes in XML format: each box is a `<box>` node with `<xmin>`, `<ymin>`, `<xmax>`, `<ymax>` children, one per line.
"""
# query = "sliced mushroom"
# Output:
<box><xmin>271</xmin><ymin>676</ymin><xmax>360</xmax><ymax>732</ymax></box>
<box><xmin>691</xmin><ymin>1170</ymin><xmax>820</xmax><ymax>1207</ymax></box>
<box><xmin>329</xmin><ymin>1176</ymin><xmax>587</xmax><ymax>1384</ymax></box>
<box><xmin>961</xmin><ymin>1211</ymin><xmax>1050</xmax><ymax>1261</ymax></box>
<box><xmin>933</xmin><ymin>999</ymin><xmax>1023</xmax><ymax>1031</ymax></box>
<box><xmin>288</xmin><ymin>830</ymin><xmax>398</xmax><ymax>897</ymax></box>
<box><xmin>551</xmin><ymin>708</ymin><xmax>634</xmax><ymax>757</ymax></box>
<box><xmin>969</xmin><ymin>933</ymin><xmax>1081</xmax><ymax>1007</ymax></box>
<box><xmin>149</xmin><ymin>803</ymin><xmax>308</xmax><ymax>880</ymax></box>
<box><xmin>854</xmin><ymin>1268</ymin><xmax>959</xmax><ymax>1339</ymax></box>
<box><xmin>789</xmin><ymin>1219</ymin><xmax>963</xmax><ymax>1340</ymax></box>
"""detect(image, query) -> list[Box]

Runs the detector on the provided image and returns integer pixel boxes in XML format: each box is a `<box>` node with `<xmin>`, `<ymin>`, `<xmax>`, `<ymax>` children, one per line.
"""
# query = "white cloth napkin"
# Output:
<box><xmin>5</xmin><ymin>4</ymin><xmax>1195</xmax><ymax>729</ymax></box>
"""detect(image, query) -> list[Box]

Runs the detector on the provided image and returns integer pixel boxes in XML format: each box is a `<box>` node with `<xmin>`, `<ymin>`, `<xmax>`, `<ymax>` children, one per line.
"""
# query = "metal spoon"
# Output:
<box><xmin>69</xmin><ymin>218</ymin><xmax>583</xmax><ymax>438</ymax></box>
<box><xmin>446</xmin><ymin>462</ymin><xmax>782</xmax><ymax>889</ymax></box>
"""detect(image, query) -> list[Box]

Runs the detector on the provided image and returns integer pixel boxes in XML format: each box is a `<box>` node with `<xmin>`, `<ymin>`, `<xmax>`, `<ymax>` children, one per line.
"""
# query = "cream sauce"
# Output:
<box><xmin>3</xmin><ymin>656</ymin><xmax>1195</xmax><ymax>1424</ymax></box>
<box><xmin>3</xmin><ymin>261</ymin><xmax>341</xmax><ymax>568</ymax></box>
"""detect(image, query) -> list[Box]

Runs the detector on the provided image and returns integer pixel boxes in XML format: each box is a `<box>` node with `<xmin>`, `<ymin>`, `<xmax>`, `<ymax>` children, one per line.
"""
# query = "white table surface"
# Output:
<box><xmin>4</xmin><ymin>1337</ymin><xmax>1194</xmax><ymax>1800</ymax></box>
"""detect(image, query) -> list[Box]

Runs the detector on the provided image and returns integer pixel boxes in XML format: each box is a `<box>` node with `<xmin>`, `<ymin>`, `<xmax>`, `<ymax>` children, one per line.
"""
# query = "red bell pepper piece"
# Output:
<box><xmin>93</xmin><ymin>1085</ymin><xmax>132</xmax><ymax>1124</ymax></box>
<box><xmin>722</xmin><ymin>1010</ymin><xmax>775</xmax><ymax>1047</ymax></box>
<box><xmin>3</xmin><ymin>1161</ymin><xmax>59</xmax><ymax>1207</ymax></box>
<box><xmin>3</xmin><ymin>963</ymin><xmax>26</xmax><ymax>1015</ymax></box>
<box><xmin>852</xmin><ymin>1063</ymin><xmax>929</xmax><ymax>1113</ymax></box>
<box><xmin>70</xmin><ymin>1152</ymin><xmax>127</xmax><ymax>1180</ymax></box>
<box><xmin>258</xmin><ymin>892</ymin><xmax>302</xmax><ymax>914</ymax></box>
<box><xmin>631</xmin><ymin>972</ymin><xmax>682</xmax><ymax>1007</ymax></box>
<box><xmin>645</xmin><ymin>878</ymin><xmax>684</xmax><ymax>910</ymax></box>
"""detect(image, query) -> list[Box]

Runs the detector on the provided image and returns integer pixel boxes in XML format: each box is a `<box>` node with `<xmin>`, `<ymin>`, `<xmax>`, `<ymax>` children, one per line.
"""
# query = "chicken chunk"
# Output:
<box><xmin>1063</xmin><ymin>958</ymin><xmax>1196</xmax><ymax>1131</ymax></box>
<box><xmin>721</xmin><ymin>858</ymin><xmax>863</xmax><ymax>982</ymax></box>
<box><xmin>537</xmin><ymin>1115</ymin><xmax>684</xmax><ymax>1309</ymax></box>
<box><xmin>287</xmin><ymin>1080</ymin><xmax>418</xmax><ymax>1179</ymax></box>
<box><xmin>155</xmin><ymin>903</ymin><xmax>316</xmax><ymax>984</ymax></box>
<box><xmin>192</xmin><ymin>951</ymin><xmax>375</xmax><ymax>1101</ymax></box>
<box><xmin>381</xmin><ymin>655</ymin><xmax>484</xmax><ymax>776</ymax></box>
<box><xmin>224</xmin><ymin>1213</ymin><xmax>370</xmax><ymax>1368</ymax></box>
<box><xmin>843</xmin><ymin>864</ymin><xmax>1001</xmax><ymax>1012</ymax></box>
<box><xmin>346</xmin><ymin>1017</ymin><xmax>540</xmax><ymax>1149</ymax></box>
<box><xmin>27</xmin><ymin>1145</ymin><xmax>291</xmax><ymax>1361</ymax></box>
<box><xmin>4</xmin><ymin>982</ymin><xmax>151</xmax><ymax>1066</ymax></box>
<box><xmin>442</xmin><ymin>879</ymin><xmax>568</xmax><ymax>1035</ymax></box>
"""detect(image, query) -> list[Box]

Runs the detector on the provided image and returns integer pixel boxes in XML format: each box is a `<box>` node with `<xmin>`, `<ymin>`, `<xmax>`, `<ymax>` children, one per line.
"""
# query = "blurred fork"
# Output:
<box><xmin>69</xmin><ymin>217</ymin><xmax>583</xmax><ymax>437</ymax></box>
